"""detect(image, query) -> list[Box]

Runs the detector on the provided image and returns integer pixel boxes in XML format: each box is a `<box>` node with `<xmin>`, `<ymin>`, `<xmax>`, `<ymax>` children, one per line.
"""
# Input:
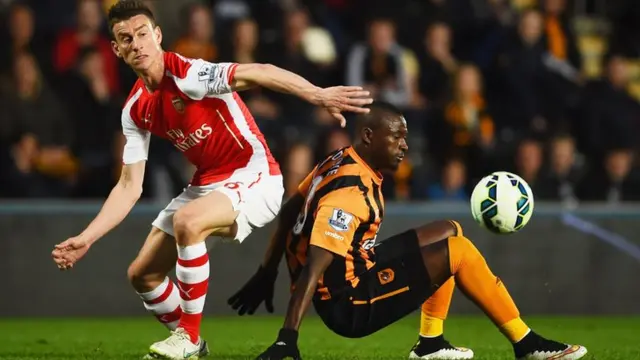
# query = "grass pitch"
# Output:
<box><xmin>0</xmin><ymin>316</ymin><xmax>637</xmax><ymax>359</ymax></box>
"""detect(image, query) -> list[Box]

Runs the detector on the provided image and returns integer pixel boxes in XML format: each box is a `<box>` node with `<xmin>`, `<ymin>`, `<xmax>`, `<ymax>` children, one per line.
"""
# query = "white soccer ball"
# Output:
<box><xmin>470</xmin><ymin>171</ymin><xmax>534</xmax><ymax>234</ymax></box>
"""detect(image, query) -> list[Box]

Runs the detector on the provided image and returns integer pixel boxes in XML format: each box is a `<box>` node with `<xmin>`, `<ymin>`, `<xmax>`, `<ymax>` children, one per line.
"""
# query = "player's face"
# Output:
<box><xmin>111</xmin><ymin>15</ymin><xmax>162</xmax><ymax>72</ymax></box>
<box><xmin>373</xmin><ymin>117</ymin><xmax>408</xmax><ymax>172</ymax></box>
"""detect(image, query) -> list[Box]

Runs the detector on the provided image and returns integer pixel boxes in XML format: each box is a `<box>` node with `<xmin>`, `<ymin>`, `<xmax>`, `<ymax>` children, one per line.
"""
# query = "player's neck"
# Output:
<box><xmin>137</xmin><ymin>52</ymin><xmax>165</xmax><ymax>92</ymax></box>
<box><xmin>352</xmin><ymin>144</ymin><xmax>379</xmax><ymax>173</ymax></box>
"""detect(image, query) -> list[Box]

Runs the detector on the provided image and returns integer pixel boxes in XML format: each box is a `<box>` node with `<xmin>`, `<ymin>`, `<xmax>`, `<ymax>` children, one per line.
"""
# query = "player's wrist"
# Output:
<box><xmin>78</xmin><ymin>232</ymin><xmax>97</xmax><ymax>246</ymax></box>
<box><xmin>305</xmin><ymin>86</ymin><xmax>323</xmax><ymax>106</ymax></box>
<box><xmin>277</xmin><ymin>328</ymin><xmax>299</xmax><ymax>345</ymax></box>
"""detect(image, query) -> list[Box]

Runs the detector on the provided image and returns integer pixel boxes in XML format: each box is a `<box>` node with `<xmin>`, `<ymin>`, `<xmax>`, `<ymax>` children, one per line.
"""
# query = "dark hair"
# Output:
<box><xmin>355</xmin><ymin>100</ymin><xmax>404</xmax><ymax>132</ymax></box>
<box><xmin>107</xmin><ymin>0</ymin><xmax>156</xmax><ymax>37</ymax></box>
<box><xmin>365</xmin><ymin>100</ymin><xmax>403</xmax><ymax>116</ymax></box>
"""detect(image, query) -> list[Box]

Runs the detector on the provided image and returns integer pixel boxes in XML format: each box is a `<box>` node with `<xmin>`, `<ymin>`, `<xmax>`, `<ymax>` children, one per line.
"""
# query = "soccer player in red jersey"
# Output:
<box><xmin>51</xmin><ymin>1</ymin><xmax>372</xmax><ymax>359</ymax></box>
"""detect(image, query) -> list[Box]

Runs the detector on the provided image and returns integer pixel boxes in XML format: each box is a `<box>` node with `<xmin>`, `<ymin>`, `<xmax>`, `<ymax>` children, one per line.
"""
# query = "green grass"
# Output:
<box><xmin>0</xmin><ymin>316</ymin><xmax>638</xmax><ymax>359</ymax></box>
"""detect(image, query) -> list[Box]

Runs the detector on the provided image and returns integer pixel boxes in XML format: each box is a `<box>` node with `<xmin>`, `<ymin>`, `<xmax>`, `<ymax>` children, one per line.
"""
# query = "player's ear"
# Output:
<box><xmin>111</xmin><ymin>40</ymin><xmax>122</xmax><ymax>58</ymax></box>
<box><xmin>361</xmin><ymin>127</ymin><xmax>373</xmax><ymax>146</ymax></box>
<box><xmin>154</xmin><ymin>26</ymin><xmax>163</xmax><ymax>47</ymax></box>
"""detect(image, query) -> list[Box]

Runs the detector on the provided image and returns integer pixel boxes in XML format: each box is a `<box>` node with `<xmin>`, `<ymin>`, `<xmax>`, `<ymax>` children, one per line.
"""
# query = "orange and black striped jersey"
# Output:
<box><xmin>285</xmin><ymin>146</ymin><xmax>385</xmax><ymax>300</ymax></box>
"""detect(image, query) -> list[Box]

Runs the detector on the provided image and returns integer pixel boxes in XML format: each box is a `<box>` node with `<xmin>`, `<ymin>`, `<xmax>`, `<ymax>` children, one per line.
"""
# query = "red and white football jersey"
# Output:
<box><xmin>121</xmin><ymin>52</ymin><xmax>281</xmax><ymax>185</ymax></box>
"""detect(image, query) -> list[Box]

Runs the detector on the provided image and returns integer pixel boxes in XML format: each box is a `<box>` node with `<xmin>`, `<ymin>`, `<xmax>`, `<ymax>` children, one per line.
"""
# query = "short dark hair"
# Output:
<box><xmin>356</xmin><ymin>100</ymin><xmax>404</xmax><ymax>132</ymax></box>
<box><xmin>107</xmin><ymin>0</ymin><xmax>156</xmax><ymax>37</ymax></box>
<box><xmin>366</xmin><ymin>101</ymin><xmax>403</xmax><ymax>116</ymax></box>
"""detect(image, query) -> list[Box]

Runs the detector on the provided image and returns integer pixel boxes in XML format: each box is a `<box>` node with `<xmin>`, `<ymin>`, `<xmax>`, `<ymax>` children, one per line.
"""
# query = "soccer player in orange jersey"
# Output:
<box><xmin>229</xmin><ymin>101</ymin><xmax>587</xmax><ymax>360</ymax></box>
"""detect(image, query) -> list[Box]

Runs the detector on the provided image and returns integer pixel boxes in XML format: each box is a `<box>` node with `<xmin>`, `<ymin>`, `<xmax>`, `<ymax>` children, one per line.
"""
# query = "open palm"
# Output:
<box><xmin>312</xmin><ymin>86</ymin><xmax>373</xmax><ymax>127</ymax></box>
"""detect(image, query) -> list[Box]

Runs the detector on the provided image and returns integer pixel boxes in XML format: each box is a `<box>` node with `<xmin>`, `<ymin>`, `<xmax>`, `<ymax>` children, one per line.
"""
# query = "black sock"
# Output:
<box><xmin>412</xmin><ymin>335</ymin><xmax>453</xmax><ymax>355</ymax></box>
<box><xmin>513</xmin><ymin>331</ymin><xmax>567</xmax><ymax>358</ymax></box>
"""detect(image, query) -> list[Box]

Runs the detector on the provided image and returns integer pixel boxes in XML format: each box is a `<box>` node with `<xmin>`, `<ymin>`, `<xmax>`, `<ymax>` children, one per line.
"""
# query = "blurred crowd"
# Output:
<box><xmin>0</xmin><ymin>0</ymin><xmax>639</xmax><ymax>204</ymax></box>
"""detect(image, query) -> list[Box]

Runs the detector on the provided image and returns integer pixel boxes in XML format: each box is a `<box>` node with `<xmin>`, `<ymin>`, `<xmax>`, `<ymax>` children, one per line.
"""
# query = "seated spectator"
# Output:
<box><xmin>418</xmin><ymin>22</ymin><xmax>458</xmax><ymax>108</ymax></box>
<box><xmin>0</xmin><ymin>52</ymin><xmax>76</xmax><ymax>197</ymax></box>
<box><xmin>173</xmin><ymin>3</ymin><xmax>217</xmax><ymax>62</ymax></box>
<box><xmin>514</xmin><ymin>138</ymin><xmax>543</xmax><ymax>194</ymax></box>
<box><xmin>53</xmin><ymin>0</ymin><xmax>119</xmax><ymax>95</ymax></box>
<box><xmin>427</xmin><ymin>157</ymin><xmax>468</xmax><ymax>201</ymax></box>
<box><xmin>577</xmin><ymin>148</ymin><xmax>640</xmax><ymax>202</ymax></box>
<box><xmin>60</xmin><ymin>47</ymin><xmax>121</xmax><ymax>198</ymax></box>
<box><xmin>536</xmin><ymin>133</ymin><xmax>585</xmax><ymax>203</ymax></box>
<box><xmin>578</xmin><ymin>55</ymin><xmax>640</xmax><ymax>159</ymax></box>
<box><xmin>267</xmin><ymin>8</ymin><xmax>338</xmax><ymax>127</ymax></box>
<box><xmin>495</xmin><ymin>9</ymin><xmax>547</xmax><ymax>134</ymax></box>
<box><xmin>1</xmin><ymin>3</ymin><xmax>50</xmax><ymax>79</ymax></box>
<box><xmin>226</xmin><ymin>18</ymin><xmax>281</xmax><ymax>127</ymax></box>
<box><xmin>430</xmin><ymin>64</ymin><xmax>496</xmax><ymax>182</ymax></box>
<box><xmin>541</xmin><ymin>0</ymin><xmax>582</xmax><ymax>70</ymax></box>
<box><xmin>346</xmin><ymin>18</ymin><xmax>411</xmax><ymax>108</ymax></box>
<box><xmin>538</xmin><ymin>0</ymin><xmax>583</xmax><ymax>125</ymax></box>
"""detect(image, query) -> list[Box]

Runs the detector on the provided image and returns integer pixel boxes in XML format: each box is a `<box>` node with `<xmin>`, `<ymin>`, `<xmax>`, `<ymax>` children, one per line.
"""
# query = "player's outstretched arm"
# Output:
<box><xmin>233</xmin><ymin>63</ymin><xmax>373</xmax><ymax>127</ymax></box>
<box><xmin>255</xmin><ymin>245</ymin><xmax>333</xmax><ymax>360</ymax></box>
<box><xmin>228</xmin><ymin>193</ymin><xmax>305</xmax><ymax>315</ymax></box>
<box><xmin>282</xmin><ymin>245</ymin><xmax>333</xmax><ymax>330</ymax></box>
<box><xmin>52</xmin><ymin>161</ymin><xmax>145</xmax><ymax>270</ymax></box>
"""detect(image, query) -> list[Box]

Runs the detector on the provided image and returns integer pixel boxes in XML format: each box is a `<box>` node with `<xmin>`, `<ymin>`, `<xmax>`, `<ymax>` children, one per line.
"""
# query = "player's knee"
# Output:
<box><xmin>415</xmin><ymin>220</ymin><xmax>458</xmax><ymax>248</ymax></box>
<box><xmin>173</xmin><ymin>208</ymin><xmax>202</xmax><ymax>243</ymax></box>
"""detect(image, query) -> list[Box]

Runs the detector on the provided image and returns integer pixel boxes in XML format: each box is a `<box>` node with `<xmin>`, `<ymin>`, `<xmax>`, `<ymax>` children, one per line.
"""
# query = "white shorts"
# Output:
<box><xmin>151</xmin><ymin>171</ymin><xmax>284</xmax><ymax>243</ymax></box>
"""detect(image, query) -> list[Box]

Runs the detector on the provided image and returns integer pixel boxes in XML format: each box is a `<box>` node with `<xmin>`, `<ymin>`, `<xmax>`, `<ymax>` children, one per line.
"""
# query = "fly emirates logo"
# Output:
<box><xmin>166</xmin><ymin>124</ymin><xmax>213</xmax><ymax>152</ymax></box>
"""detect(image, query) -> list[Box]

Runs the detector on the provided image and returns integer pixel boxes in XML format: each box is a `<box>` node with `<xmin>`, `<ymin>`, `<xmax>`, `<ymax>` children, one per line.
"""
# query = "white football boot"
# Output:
<box><xmin>147</xmin><ymin>328</ymin><xmax>203</xmax><ymax>360</ymax></box>
<box><xmin>144</xmin><ymin>337</ymin><xmax>209</xmax><ymax>359</ymax></box>
<box><xmin>515</xmin><ymin>331</ymin><xmax>587</xmax><ymax>360</ymax></box>
<box><xmin>408</xmin><ymin>336</ymin><xmax>474</xmax><ymax>359</ymax></box>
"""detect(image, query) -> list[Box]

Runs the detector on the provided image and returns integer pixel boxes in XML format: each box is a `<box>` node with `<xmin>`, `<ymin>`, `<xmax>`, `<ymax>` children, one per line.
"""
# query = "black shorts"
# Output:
<box><xmin>313</xmin><ymin>229</ymin><xmax>434</xmax><ymax>338</ymax></box>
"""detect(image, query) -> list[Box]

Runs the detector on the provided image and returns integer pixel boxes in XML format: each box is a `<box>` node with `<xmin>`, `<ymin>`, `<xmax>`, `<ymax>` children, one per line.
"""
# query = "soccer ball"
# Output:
<box><xmin>470</xmin><ymin>171</ymin><xmax>534</xmax><ymax>234</ymax></box>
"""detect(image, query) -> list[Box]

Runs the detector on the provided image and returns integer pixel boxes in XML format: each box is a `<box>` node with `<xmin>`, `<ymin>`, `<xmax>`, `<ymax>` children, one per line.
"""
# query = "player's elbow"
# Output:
<box><xmin>117</xmin><ymin>180</ymin><xmax>143</xmax><ymax>202</ymax></box>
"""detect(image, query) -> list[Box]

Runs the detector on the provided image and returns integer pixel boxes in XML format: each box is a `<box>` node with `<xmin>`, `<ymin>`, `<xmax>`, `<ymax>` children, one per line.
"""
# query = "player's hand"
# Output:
<box><xmin>255</xmin><ymin>329</ymin><xmax>302</xmax><ymax>360</ymax></box>
<box><xmin>52</xmin><ymin>236</ymin><xmax>91</xmax><ymax>271</ymax></box>
<box><xmin>312</xmin><ymin>86</ymin><xmax>373</xmax><ymax>127</ymax></box>
<box><xmin>227</xmin><ymin>265</ymin><xmax>278</xmax><ymax>315</ymax></box>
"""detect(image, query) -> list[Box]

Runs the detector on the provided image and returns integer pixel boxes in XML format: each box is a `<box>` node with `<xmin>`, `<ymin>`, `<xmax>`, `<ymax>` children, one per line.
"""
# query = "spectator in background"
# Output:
<box><xmin>53</xmin><ymin>0</ymin><xmax>119</xmax><ymax>95</ymax></box>
<box><xmin>322</xmin><ymin>128</ymin><xmax>351</xmax><ymax>156</ymax></box>
<box><xmin>536</xmin><ymin>133</ymin><xmax>584</xmax><ymax>204</ymax></box>
<box><xmin>173</xmin><ymin>3</ymin><xmax>217</xmax><ymax>62</ymax></box>
<box><xmin>267</xmin><ymin>8</ymin><xmax>337</xmax><ymax>127</ymax></box>
<box><xmin>60</xmin><ymin>47</ymin><xmax>120</xmax><ymax>198</ymax></box>
<box><xmin>227</xmin><ymin>18</ymin><xmax>281</xmax><ymax>125</ymax></box>
<box><xmin>495</xmin><ymin>9</ymin><xmax>547</xmax><ymax>134</ymax></box>
<box><xmin>542</xmin><ymin>0</ymin><xmax>581</xmax><ymax>69</ymax></box>
<box><xmin>346</xmin><ymin>18</ymin><xmax>411</xmax><ymax>108</ymax></box>
<box><xmin>579</xmin><ymin>55</ymin><xmax>640</xmax><ymax>159</ymax></box>
<box><xmin>229</xmin><ymin>18</ymin><xmax>258</xmax><ymax>64</ymax></box>
<box><xmin>432</xmin><ymin>64</ymin><xmax>495</xmax><ymax>182</ymax></box>
<box><xmin>1</xmin><ymin>3</ymin><xmax>50</xmax><ymax>78</ymax></box>
<box><xmin>418</xmin><ymin>22</ymin><xmax>458</xmax><ymax>107</ymax></box>
<box><xmin>578</xmin><ymin>148</ymin><xmax>640</xmax><ymax>202</ymax></box>
<box><xmin>514</xmin><ymin>138</ymin><xmax>543</xmax><ymax>193</ymax></box>
<box><xmin>283</xmin><ymin>142</ymin><xmax>314</xmax><ymax>197</ymax></box>
<box><xmin>427</xmin><ymin>156</ymin><xmax>468</xmax><ymax>201</ymax></box>
<box><xmin>0</xmin><ymin>52</ymin><xmax>76</xmax><ymax>197</ymax></box>
<box><xmin>539</xmin><ymin>0</ymin><xmax>583</xmax><ymax>125</ymax></box>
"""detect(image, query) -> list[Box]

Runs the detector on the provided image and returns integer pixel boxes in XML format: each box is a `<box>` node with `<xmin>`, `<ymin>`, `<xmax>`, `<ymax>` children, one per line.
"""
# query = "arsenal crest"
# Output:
<box><xmin>172</xmin><ymin>97</ymin><xmax>185</xmax><ymax>113</ymax></box>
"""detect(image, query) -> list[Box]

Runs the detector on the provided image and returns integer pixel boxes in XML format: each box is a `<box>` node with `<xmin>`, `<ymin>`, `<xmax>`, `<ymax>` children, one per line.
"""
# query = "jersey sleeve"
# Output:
<box><xmin>309</xmin><ymin>189</ymin><xmax>366</xmax><ymax>257</ymax></box>
<box><xmin>121</xmin><ymin>109</ymin><xmax>151</xmax><ymax>164</ymax></box>
<box><xmin>171</xmin><ymin>57</ymin><xmax>239</xmax><ymax>100</ymax></box>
